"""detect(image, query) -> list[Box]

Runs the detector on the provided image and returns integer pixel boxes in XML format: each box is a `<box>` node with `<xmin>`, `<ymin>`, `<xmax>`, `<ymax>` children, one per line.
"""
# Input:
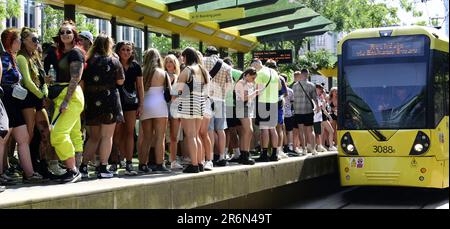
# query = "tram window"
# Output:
<box><xmin>343</xmin><ymin>62</ymin><xmax>427</xmax><ymax>129</ymax></box>
<box><xmin>433</xmin><ymin>51</ymin><xmax>449</xmax><ymax>126</ymax></box>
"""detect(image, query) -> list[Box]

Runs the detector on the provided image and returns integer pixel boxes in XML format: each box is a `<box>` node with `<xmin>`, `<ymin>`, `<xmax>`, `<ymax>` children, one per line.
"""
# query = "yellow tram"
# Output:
<box><xmin>337</xmin><ymin>26</ymin><xmax>449</xmax><ymax>188</ymax></box>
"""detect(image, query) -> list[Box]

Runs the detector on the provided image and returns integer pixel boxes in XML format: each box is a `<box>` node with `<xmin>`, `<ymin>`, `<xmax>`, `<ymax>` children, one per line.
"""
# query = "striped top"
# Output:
<box><xmin>174</xmin><ymin>66</ymin><xmax>208</xmax><ymax>119</ymax></box>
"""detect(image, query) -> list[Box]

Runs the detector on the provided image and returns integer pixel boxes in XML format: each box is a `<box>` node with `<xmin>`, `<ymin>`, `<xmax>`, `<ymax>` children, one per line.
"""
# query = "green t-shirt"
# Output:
<box><xmin>255</xmin><ymin>67</ymin><xmax>279</xmax><ymax>104</ymax></box>
<box><xmin>231</xmin><ymin>69</ymin><xmax>242</xmax><ymax>82</ymax></box>
<box><xmin>225</xmin><ymin>69</ymin><xmax>242</xmax><ymax>107</ymax></box>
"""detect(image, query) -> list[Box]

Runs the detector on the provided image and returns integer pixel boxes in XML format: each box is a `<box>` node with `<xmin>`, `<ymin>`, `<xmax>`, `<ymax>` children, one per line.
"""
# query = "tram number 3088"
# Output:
<box><xmin>373</xmin><ymin>146</ymin><xmax>396</xmax><ymax>153</ymax></box>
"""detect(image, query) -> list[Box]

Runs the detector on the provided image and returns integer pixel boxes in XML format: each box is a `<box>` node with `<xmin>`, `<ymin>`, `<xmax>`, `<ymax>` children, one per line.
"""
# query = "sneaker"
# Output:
<box><xmin>255</xmin><ymin>152</ymin><xmax>269</xmax><ymax>162</ymax></box>
<box><xmin>213</xmin><ymin>159</ymin><xmax>228</xmax><ymax>167</ymax></box>
<box><xmin>124</xmin><ymin>163</ymin><xmax>138</xmax><ymax>176</ymax></box>
<box><xmin>48</xmin><ymin>161</ymin><xmax>67</xmax><ymax>176</ymax></box>
<box><xmin>255</xmin><ymin>145</ymin><xmax>261</xmax><ymax>154</ymax></box>
<box><xmin>228</xmin><ymin>156</ymin><xmax>240</xmax><ymax>163</ymax></box>
<box><xmin>181</xmin><ymin>156</ymin><xmax>191</xmax><ymax>165</ymax></box>
<box><xmin>302</xmin><ymin>147</ymin><xmax>308</xmax><ymax>154</ymax></box>
<box><xmin>307</xmin><ymin>145</ymin><xmax>318</xmax><ymax>155</ymax></box>
<box><xmin>170</xmin><ymin>161</ymin><xmax>184</xmax><ymax>170</ymax></box>
<box><xmin>278</xmin><ymin>150</ymin><xmax>289</xmax><ymax>159</ymax></box>
<box><xmin>269</xmin><ymin>153</ymin><xmax>279</xmax><ymax>162</ymax></box>
<box><xmin>198</xmin><ymin>163</ymin><xmax>204</xmax><ymax>172</ymax></box>
<box><xmin>59</xmin><ymin>169</ymin><xmax>82</xmax><ymax>183</ymax></box>
<box><xmin>204</xmin><ymin>161</ymin><xmax>213</xmax><ymax>171</ymax></box>
<box><xmin>316</xmin><ymin>145</ymin><xmax>327</xmax><ymax>152</ymax></box>
<box><xmin>138</xmin><ymin>164</ymin><xmax>151</xmax><ymax>174</ymax></box>
<box><xmin>5</xmin><ymin>167</ymin><xmax>20</xmax><ymax>179</ymax></box>
<box><xmin>23</xmin><ymin>172</ymin><xmax>47</xmax><ymax>184</ymax></box>
<box><xmin>0</xmin><ymin>186</ymin><xmax>5</xmax><ymax>193</ymax></box>
<box><xmin>238</xmin><ymin>152</ymin><xmax>255</xmax><ymax>165</ymax></box>
<box><xmin>39</xmin><ymin>168</ymin><xmax>59</xmax><ymax>180</ymax></box>
<box><xmin>153</xmin><ymin>164</ymin><xmax>171</xmax><ymax>173</ymax></box>
<box><xmin>175</xmin><ymin>156</ymin><xmax>184</xmax><ymax>165</ymax></box>
<box><xmin>0</xmin><ymin>173</ymin><xmax>16</xmax><ymax>185</ymax></box>
<box><xmin>183</xmin><ymin>164</ymin><xmax>199</xmax><ymax>173</ymax></box>
<box><xmin>79</xmin><ymin>164</ymin><xmax>89</xmax><ymax>179</ymax></box>
<box><xmin>295</xmin><ymin>147</ymin><xmax>306</xmax><ymax>156</ymax></box>
<box><xmin>119</xmin><ymin>161</ymin><xmax>126</xmax><ymax>168</ymax></box>
<box><xmin>148</xmin><ymin>163</ymin><xmax>158</xmax><ymax>171</ymax></box>
<box><xmin>97</xmin><ymin>169</ymin><xmax>114</xmax><ymax>179</ymax></box>
<box><xmin>283</xmin><ymin>145</ymin><xmax>289</xmax><ymax>153</ymax></box>
<box><xmin>109</xmin><ymin>163</ymin><xmax>118</xmax><ymax>172</ymax></box>
<box><xmin>328</xmin><ymin>146</ymin><xmax>338</xmax><ymax>151</ymax></box>
<box><xmin>286</xmin><ymin>148</ymin><xmax>299</xmax><ymax>157</ymax></box>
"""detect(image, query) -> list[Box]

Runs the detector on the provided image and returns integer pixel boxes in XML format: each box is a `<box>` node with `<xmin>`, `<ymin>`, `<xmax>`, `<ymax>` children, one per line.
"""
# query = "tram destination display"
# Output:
<box><xmin>346</xmin><ymin>36</ymin><xmax>426</xmax><ymax>60</ymax></box>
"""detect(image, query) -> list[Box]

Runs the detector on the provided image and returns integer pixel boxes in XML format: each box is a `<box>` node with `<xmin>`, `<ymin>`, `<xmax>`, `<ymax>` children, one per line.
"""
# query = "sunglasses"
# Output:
<box><xmin>31</xmin><ymin>37</ymin><xmax>40</xmax><ymax>44</ymax></box>
<box><xmin>59</xmin><ymin>30</ymin><xmax>73</xmax><ymax>35</ymax></box>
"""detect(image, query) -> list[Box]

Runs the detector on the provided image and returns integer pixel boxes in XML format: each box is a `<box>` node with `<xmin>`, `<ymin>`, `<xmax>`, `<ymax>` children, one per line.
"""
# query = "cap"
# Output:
<box><xmin>205</xmin><ymin>46</ymin><xmax>219</xmax><ymax>55</ymax></box>
<box><xmin>315</xmin><ymin>83</ymin><xmax>324</xmax><ymax>89</ymax></box>
<box><xmin>79</xmin><ymin>31</ymin><xmax>94</xmax><ymax>44</ymax></box>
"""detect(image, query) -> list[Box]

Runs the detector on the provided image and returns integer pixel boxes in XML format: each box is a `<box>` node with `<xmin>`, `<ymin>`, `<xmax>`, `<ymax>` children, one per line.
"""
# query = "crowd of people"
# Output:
<box><xmin>0</xmin><ymin>21</ymin><xmax>338</xmax><ymax>190</ymax></box>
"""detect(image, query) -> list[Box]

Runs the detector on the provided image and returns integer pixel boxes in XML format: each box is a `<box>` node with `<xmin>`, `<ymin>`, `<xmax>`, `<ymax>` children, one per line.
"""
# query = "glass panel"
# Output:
<box><xmin>342</xmin><ymin>62</ymin><xmax>427</xmax><ymax>129</ymax></box>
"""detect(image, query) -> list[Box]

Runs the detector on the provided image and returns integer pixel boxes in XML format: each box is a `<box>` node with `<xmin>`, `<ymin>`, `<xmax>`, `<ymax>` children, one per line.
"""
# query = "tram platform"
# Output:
<box><xmin>0</xmin><ymin>152</ymin><xmax>337</xmax><ymax>209</ymax></box>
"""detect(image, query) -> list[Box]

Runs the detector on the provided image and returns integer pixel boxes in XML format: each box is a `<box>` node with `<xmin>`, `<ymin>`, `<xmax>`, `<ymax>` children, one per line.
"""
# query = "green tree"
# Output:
<box><xmin>180</xmin><ymin>39</ymin><xmax>199</xmax><ymax>51</ymax></box>
<box><xmin>147</xmin><ymin>33</ymin><xmax>200</xmax><ymax>55</ymax></box>
<box><xmin>0</xmin><ymin>0</ymin><xmax>21</xmax><ymax>30</ymax></box>
<box><xmin>149</xmin><ymin>33</ymin><xmax>171</xmax><ymax>54</ymax></box>
<box><xmin>300</xmin><ymin>0</ymin><xmax>400</xmax><ymax>32</ymax></box>
<box><xmin>400</xmin><ymin>0</ymin><xmax>424</xmax><ymax>18</ymax></box>
<box><xmin>41</xmin><ymin>5</ymin><xmax>97</xmax><ymax>43</ymax></box>
<box><xmin>415</xmin><ymin>20</ymin><xmax>428</xmax><ymax>26</ymax></box>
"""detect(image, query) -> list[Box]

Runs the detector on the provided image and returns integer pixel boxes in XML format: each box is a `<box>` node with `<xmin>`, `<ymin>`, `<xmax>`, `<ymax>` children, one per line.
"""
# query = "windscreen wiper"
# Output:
<box><xmin>368</xmin><ymin>129</ymin><xmax>387</xmax><ymax>141</ymax></box>
<box><xmin>348</xmin><ymin>102</ymin><xmax>387</xmax><ymax>141</ymax></box>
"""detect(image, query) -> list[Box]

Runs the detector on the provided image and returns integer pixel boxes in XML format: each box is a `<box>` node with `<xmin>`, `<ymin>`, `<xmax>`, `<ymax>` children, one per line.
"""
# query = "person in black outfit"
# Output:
<box><xmin>110</xmin><ymin>41</ymin><xmax>143</xmax><ymax>175</ymax></box>
<box><xmin>79</xmin><ymin>34</ymin><xmax>125</xmax><ymax>179</ymax></box>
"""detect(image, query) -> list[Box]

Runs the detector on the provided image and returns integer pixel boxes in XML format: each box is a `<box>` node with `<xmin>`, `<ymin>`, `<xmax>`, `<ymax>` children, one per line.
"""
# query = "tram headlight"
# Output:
<box><xmin>347</xmin><ymin>144</ymin><xmax>355</xmax><ymax>152</ymax></box>
<box><xmin>341</xmin><ymin>132</ymin><xmax>358</xmax><ymax>155</ymax></box>
<box><xmin>414</xmin><ymin>144</ymin><xmax>423</xmax><ymax>152</ymax></box>
<box><xmin>410</xmin><ymin>131</ymin><xmax>430</xmax><ymax>156</ymax></box>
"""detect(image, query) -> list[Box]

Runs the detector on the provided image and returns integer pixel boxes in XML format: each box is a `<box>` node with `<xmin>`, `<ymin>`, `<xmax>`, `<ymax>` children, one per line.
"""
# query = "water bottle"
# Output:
<box><xmin>49</xmin><ymin>64</ymin><xmax>56</xmax><ymax>84</ymax></box>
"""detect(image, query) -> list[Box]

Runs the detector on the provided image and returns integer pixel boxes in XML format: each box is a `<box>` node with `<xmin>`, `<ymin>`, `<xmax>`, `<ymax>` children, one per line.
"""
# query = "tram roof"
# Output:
<box><xmin>43</xmin><ymin>0</ymin><xmax>335</xmax><ymax>53</ymax></box>
<box><xmin>338</xmin><ymin>26</ymin><xmax>449</xmax><ymax>54</ymax></box>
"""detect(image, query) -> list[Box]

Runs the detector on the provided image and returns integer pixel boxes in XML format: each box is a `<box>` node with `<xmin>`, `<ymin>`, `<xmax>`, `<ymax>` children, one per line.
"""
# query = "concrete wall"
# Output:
<box><xmin>0</xmin><ymin>153</ymin><xmax>337</xmax><ymax>209</ymax></box>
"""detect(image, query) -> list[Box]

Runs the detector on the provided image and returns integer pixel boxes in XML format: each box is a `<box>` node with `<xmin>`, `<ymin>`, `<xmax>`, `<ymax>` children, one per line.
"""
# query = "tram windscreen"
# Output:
<box><xmin>342</xmin><ymin>61</ymin><xmax>427</xmax><ymax>130</ymax></box>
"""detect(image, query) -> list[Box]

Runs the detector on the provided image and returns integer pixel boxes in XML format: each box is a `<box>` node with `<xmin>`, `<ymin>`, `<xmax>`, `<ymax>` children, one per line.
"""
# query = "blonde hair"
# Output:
<box><xmin>86</xmin><ymin>34</ymin><xmax>114</xmax><ymax>60</ymax></box>
<box><xmin>164</xmin><ymin>54</ymin><xmax>180</xmax><ymax>76</ymax></box>
<box><xmin>329</xmin><ymin>87</ymin><xmax>338</xmax><ymax>99</ymax></box>
<box><xmin>18</xmin><ymin>27</ymin><xmax>43</xmax><ymax>87</ymax></box>
<box><xmin>142</xmin><ymin>48</ymin><xmax>164</xmax><ymax>90</ymax></box>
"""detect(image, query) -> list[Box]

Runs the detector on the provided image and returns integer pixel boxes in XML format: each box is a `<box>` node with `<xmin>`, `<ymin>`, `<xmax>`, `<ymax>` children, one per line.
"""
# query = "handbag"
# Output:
<box><xmin>0</xmin><ymin>99</ymin><xmax>9</xmax><ymax>138</ymax></box>
<box><xmin>164</xmin><ymin>72</ymin><xmax>171</xmax><ymax>103</ymax></box>
<box><xmin>48</xmin><ymin>84</ymin><xmax>67</xmax><ymax>100</ymax></box>
<box><xmin>120</xmin><ymin>86</ymin><xmax>138</xmax><ymax>105</ymax></box>
<box><xmin>12</xmin><ymin>84</ymin><xmax>28</xmax><ymax>100</ymax></box>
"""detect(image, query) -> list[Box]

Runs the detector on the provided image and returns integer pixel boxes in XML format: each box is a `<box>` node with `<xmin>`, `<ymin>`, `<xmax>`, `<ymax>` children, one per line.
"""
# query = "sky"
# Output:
<box><xmin>382</xmin><ymin>0</ymin><xmax>448</xmax><ymax>35</ymax></box>
<box><xmin>394</xmin><ymin>0</ymin><xmax>446</xmax><ymax>25</ymax></box>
